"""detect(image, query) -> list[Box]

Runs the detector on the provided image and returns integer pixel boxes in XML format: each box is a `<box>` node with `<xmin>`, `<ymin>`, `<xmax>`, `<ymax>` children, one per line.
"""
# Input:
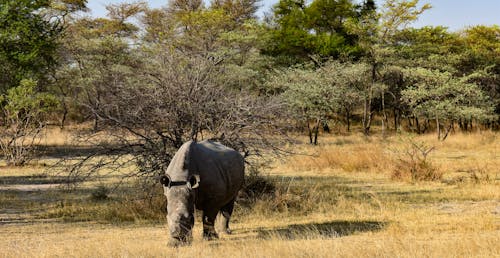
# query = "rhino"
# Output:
<box><xmin>160</xmin><ymin>140</ymin><xmax>245</xmax><ymax>246</ymax></box>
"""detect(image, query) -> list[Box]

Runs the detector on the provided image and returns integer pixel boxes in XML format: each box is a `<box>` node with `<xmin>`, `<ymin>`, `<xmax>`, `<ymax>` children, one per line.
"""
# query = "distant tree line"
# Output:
<box><xmin>0</xmin><ymin>0</ymin><xmax>498</xmax><ymax>168</ymax></box>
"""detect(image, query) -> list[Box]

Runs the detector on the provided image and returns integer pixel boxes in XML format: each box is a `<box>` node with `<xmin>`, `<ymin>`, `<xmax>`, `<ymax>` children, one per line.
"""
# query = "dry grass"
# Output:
<box><xmin>276</xmin><ymin>132</ymin><xmax>499</xmax><ymax>182</ymax></box>
<box><xmin>0</xmin><ymin>131</ymin><xmax>499</xmax><ymax>257</ymax></box>
<box><xmin>0</xmin><ymin>206</ymin><xmax>498</xmax><ymax>258</ymax></box>
<box><xmin>295</xmin><ymin>144</ymin><xmax>391</xmax><ymax>172</ymax></box>
<box><xmin>282</xmin><ymin>134</ymin><xmax>393</xmax><ymax>173</ymax></box>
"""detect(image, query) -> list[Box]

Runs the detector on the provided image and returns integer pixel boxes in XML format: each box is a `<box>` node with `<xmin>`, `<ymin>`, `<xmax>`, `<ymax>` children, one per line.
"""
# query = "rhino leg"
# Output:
<box><xmin>219</xmin><ymin>198</ymin><xmax>235</xmax><ymax>235</ymax></box>
<box><xmin>202</xmin><ymin>210</ymin><xmax>218</xmax><ymax>240</ymax></box>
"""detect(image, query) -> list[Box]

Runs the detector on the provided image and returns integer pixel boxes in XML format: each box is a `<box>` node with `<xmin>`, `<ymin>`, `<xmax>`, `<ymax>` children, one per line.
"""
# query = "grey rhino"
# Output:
<box><xmin>160</xmin><ymin>140</ymin><xmax>244</xmax><ymax>246</ymax></box>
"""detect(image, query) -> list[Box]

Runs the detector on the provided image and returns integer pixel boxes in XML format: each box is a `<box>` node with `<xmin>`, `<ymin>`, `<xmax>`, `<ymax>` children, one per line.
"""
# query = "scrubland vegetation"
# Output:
<box><xmin>1</xmin><ymin>131</ymin><xmax>499</xmax><ymax>257</ymax></box>
<box><xmin>1</xmin><ymin>0</ymin><xmax>499</xmax><ymax>257</ymax></box>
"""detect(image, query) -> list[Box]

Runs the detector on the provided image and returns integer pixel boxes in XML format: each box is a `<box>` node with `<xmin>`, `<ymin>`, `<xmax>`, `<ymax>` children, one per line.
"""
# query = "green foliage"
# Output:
<box><xmin>378</xmin><ymin>0</ymin><xmax>431</xmax><ymax>39</ymax></box>
<box><xmin>267</xmin><ymin>60</ymin><xmax>369</xmax><ymax>142</ymax></box>
<box><xmin>320</xmin><ymin>61</ymin><xmax>369</xmax><ymax>115</ymax></box>
<box><xmin>463</xmin><ymin>25</ymin><xmax>500</xmax><ymax>58</ymax></box>
<box><xmin>176</xmin><ymin>9</ymin><xmax>235</xmax><ymax>53</ymax></box>
<box><xmin>269</xmin><ymin>64</ymin><xmax>332</xmax><ymax>124</ymax></box>
<box><xmin>402</xmin><ymin>68</ymin><xmax>494</xmax><ymax>122</ymax></box>
<box><xmin>0</xmin><ymin>0</ymin><xmax>86</xmax><ymax>93</ymax></box>
<box><xmin>401</xmin><ymin>67</ymin><xmax>495</xmax><ymax>139</ymax></box>
<box><xmin>211</xmin><ymin>0</ymin><xmax>260</xmax><ymax>24</ymax></box>
<box><xmin>306</xmin><ymin>0</ymin><xmax>355</xmax><ymax>35</ymax></box>
<box><xmin>0</xmin><ymin>79</ymin><xmax>59</xmax><ymax>165</ymax></box>
<box><xmin>5</xmin><ymin>0</ymin><xmax>496</xmax><ymax>167</ymax></box>
<box><xmin>2</xmin><ymin>79</ymin><xmax>59</xmax><ymax>119</ymax></box>
<box><xmin>0</xmin><ymin>0</ymin><xmax>57</xmax><ymax>91</ymax></box>
<box><xmin>263</xmin><ymin>0</ymin><xmax>364</xmax><ymax>64</ymax></box>
<box><xmin>458</xmin><ymin>25</ymin><xmax>500</xmax><ymax>74</ymax></box>
<box><xmin>393</xmin><ymin>26</ymin><xmax>463</xmax><ymax>59</ymax></box>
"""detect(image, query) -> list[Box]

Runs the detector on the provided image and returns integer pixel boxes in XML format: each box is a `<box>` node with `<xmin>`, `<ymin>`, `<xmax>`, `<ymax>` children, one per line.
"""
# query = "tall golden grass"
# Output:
<box><xmin>277</xmin><ymin>132</ymin><xmax>499</xmax><ymax>182</ymax></box>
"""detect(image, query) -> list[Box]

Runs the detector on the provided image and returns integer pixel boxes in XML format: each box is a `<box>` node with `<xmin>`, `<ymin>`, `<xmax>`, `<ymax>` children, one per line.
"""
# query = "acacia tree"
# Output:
<box><xmin>392</xmin><ymin>25</ymin><xmax>500</xmax><ymax>130</ymax></box>
<box><xmin>53</xmin><ymin>2</ymin><xmax>145</xmax><ymax>130</ymax></box>
<box><xmin>267</xmin><ymin>61</ymin><xmax>367</xmax><ymax>143</ymax></box>
<box><xmin>269</xmin><ymin>65</ymin><xmax>338</xmax><ymax>144</ymax></box>
<box><xmin>401</xmin><ymin>68</ymin><xmax>494</xmax><ymax>140</ymax></box>
<box><xmin>321</xmin><ymin>61</ymin><xmax>367</xmax><ymax>132</ymax></box>
<box><xmin>347</xmin><ymin>0</ymin><xmax>431</xmax><ymax>135</ymax></box>
<box><xmin>211</xmin><ymin>0</ymin><xmax>260</xmax><ymax>24</ymax></box>
<box><xmin>459</xmin><ymin>26</ymin><xmax>500</xmax><ymax>129</ymax></box>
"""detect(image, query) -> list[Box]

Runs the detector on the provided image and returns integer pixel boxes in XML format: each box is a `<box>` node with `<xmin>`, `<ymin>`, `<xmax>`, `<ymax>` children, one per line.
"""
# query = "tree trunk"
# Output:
<box><xmin>363</xmin><ymin>63</ymin><xmax>376</xmax><ymax>136</ymax></box>
<box><xmin>313</xmin><ymin>118</ymin><xmax>320</xmax><ymax>145</ymax></box>
<box><xmin>381</xmin><ymin>91</ymin><xmax>387</xmax><ymax>137</ymax></box>
<box><xmin>442</xmin><ymin>121</ymin><xmax>453</xmax><ymax>141</ymax></box>
<box><xmin>415</xmin><ymin>117</ymin><xmax>420</xmax><ymax>134</ymax></box>
<box><xmin>346</xmin><ymin>108</ymin><xmax>351</xmax><ymax>132</ymax></box>
<box><xmin>93</xmin><ymin>115</ymin><xmax>99</xmax><ymax>132</ymax></box>
<box><xmin>422</xmin><ymin>118</ymin><xmax>429</xmax><ymax>133</ymax></box>
<box><xmin>322</xmin><ymin>121</ymin><xmax>330</xmax><ymax>133</ymax></box>
<box><xmin>362</xmin><ymin>96</ymin><xmax>372</xmax><ymax>136</ymax></box>
<box><xmin>436</xmin><ymin>117</ymin><xmax>441</xmax><ymax>140</ymax></box>
<box><xmin>393</xmin><ymin>108</ymin><xmax>399</xmax><ymax>131</ymax></box>
<box><xmin>307</xmin><ymin>121</ymin><xmax>313</xmax><ymax>144</ymax></box>
<box><xmin>60</xmin><ymin>103</ymin><xmax>68</xmax><ymax>130</ymax></box>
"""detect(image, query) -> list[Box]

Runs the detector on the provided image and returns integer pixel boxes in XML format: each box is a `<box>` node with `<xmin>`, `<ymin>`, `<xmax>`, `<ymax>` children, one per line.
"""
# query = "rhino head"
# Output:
<box><xmin>160</xmin><ymin>164</ymin><xmax>200</xmax><ymax>246</ymax></box>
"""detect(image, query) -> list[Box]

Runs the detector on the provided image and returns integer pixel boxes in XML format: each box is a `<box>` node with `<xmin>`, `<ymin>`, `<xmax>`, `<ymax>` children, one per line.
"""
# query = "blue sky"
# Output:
<box><xmin>86</xmin><ymin>0</ymin><xmax>500</xmax><ymax>31</ymax></box>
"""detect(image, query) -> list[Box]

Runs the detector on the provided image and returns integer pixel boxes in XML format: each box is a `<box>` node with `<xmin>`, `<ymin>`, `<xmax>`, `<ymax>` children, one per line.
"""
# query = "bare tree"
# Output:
<box><xmin>59</xmin><ymin>46</ymin><xmax>287</xmax><ymax>183</ymax></box>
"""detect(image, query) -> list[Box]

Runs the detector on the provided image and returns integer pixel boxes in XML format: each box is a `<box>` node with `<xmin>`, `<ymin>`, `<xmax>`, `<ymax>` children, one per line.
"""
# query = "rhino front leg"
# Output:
<box><xmin>219</xmin><ymin>198</ymin><xmax>235</xmax><ymax>235</ymax></box>
<box><xmin>202</xmin><ymin>210</ymin><xmax>218</xmax><ymax>240</ymax></box>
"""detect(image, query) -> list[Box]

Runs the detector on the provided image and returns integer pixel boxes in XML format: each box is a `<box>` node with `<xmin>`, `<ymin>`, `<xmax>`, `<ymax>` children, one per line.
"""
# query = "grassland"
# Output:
<box><xmin>0</xmin><ymin>130</ymin><xmax>499</xmax><ymax>257</ymax></box>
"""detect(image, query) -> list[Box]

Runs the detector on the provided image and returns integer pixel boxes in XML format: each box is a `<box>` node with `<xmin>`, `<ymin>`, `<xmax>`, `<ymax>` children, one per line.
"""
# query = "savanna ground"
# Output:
<box><xmin>0</xmin><ymin>128</ymin><xmax>499</xmax><ymax>257</ymax></box>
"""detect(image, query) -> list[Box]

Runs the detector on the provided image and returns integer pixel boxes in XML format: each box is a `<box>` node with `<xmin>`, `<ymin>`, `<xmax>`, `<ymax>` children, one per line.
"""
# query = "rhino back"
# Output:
<box><xmin>193</xmin><ymin>140</ymin><xmax>244</xmax><ymax>209</ymax></box>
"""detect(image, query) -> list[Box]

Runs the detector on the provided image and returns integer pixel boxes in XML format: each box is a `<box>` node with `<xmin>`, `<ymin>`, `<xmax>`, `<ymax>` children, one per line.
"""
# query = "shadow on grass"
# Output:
<box><xmin>257</xmin><ymin>220</ymin><xmax>387</xmax><ymax>240</ymax></box>
<box><xmin>0</xmin><ymin>175</ymin><xmax>78</xmax><ymax>185</ymax></box>
<box><xmin>383</xmin><ymin>189</ymin><xmax>438</xmax><ymax>196</ymax></box>
<box><xmin>35</xmin><ymin>144</ymin><xmax>134</xmax><ymax>159</ymax></box>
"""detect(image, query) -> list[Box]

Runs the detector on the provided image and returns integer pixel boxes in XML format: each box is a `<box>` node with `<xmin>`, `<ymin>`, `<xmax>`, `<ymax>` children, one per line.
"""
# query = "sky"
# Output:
<box><xmin>86</xmin><ymin>0</ymin><xmax>500</xmax><ymax>31</ymax></box>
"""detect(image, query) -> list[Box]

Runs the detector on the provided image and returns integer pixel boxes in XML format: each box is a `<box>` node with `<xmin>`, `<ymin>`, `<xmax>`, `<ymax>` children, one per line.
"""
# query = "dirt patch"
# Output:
<box><xmin>0</xmin><ymin>181</ymin><xmax>64</xmax><ymax>225</ymax></box>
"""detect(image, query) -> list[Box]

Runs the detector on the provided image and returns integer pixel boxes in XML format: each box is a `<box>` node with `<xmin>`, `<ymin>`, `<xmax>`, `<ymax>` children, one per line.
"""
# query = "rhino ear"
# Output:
<box><xmin>160</xmin><ymin>175</ymin><xmax>171</xmax><ymax>187</ymax></box>
<box><xmin>188</xmin><ymin>175</ymin><xmax>200</xmax><ymax>189</ymax></box>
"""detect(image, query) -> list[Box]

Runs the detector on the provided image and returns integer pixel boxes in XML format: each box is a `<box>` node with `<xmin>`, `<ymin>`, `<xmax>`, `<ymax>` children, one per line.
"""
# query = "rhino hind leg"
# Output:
<box><xmin>218</xmin><ymin>199</ymin><xmax>235</xmax><ymax>235</ymax></box>
<box><xmin>202</xmin><ymin>210</ymin><xmax>219</xmax><ymax>240</ymax></box>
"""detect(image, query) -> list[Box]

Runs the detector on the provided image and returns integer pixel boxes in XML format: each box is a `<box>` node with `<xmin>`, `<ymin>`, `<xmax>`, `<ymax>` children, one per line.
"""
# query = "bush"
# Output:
<box><xmin>238</xmin><ymin>166</ymin><xmax>330</xmax><ymax>215</ymax></box>
<box><xmin>0</xmin><ymin>79</ymin><xmax>58</xmax><ymax>166</ymax></box>
<box><xmin>239</xmin><ymin>166</ymin><xmax>276</xmax><ymax>206</ymax></box>
<box><xmin>392</xmin><ymin>140</ymin><xmax>442</xmax><ymax>181</ymax></box>
<box><xmin>90</xmin><ymin>185</ymin><xmax>110</xmax><ymax>201</ymax></box>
